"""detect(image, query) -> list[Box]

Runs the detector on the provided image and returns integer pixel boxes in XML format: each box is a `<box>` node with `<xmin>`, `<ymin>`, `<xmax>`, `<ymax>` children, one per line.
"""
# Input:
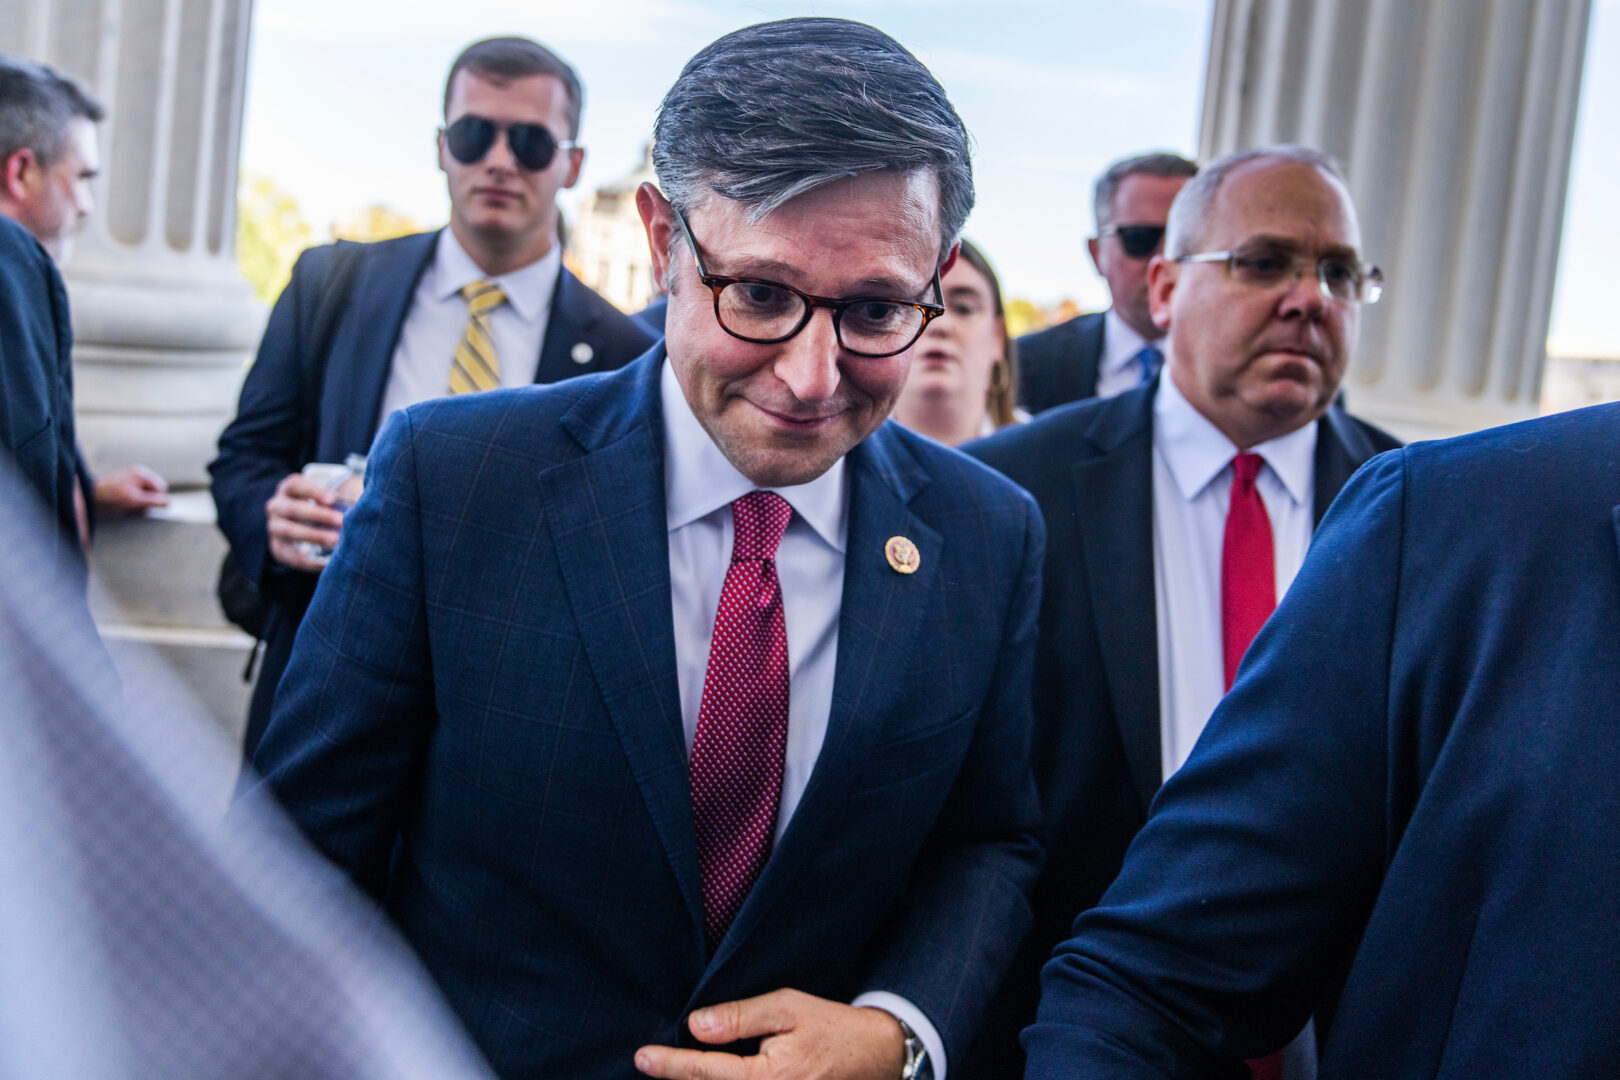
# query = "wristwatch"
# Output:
<box><xmin>896</xmin><ymin>1017</ymin><xmax>932</xmax><ymax>1080</ymax></box>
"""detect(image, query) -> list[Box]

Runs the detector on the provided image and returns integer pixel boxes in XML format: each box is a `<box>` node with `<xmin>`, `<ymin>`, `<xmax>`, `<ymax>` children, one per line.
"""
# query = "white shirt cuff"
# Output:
<box><xmin>852</xmin><ymin>990</ymin><xmax>946</xmax><ymax>1080</ymax></box>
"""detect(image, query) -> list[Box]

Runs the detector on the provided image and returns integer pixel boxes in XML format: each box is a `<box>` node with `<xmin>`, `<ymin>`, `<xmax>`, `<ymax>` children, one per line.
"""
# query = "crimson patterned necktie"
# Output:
<box><xmin>1223</xmin><ymin>452</ymin><xmax>1285</xmax><ymax>1080</ymax></box>
<box><xmin>689</xmin><ymin>490</ymin><xmax>793</xmax><ymax>947</ymax></box>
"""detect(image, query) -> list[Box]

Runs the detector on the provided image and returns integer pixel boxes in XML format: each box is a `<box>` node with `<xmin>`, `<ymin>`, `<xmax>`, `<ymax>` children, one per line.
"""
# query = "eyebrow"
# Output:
<box><xmin>1241</xmin><ymin>233</ymin><xmax>1361</xmax><ymax>259</ymax></box>
<box><xmin>709</xmin><ymin>256</ymin><xmax>927</xmax><ymax>300</ymax></box>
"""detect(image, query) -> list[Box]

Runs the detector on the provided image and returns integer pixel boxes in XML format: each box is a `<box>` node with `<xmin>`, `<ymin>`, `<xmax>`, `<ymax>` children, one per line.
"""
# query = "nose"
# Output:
<box><xmin>482</xmin><ymin>128</ymin><xmax>516</xmax><ymax>172</ymax></box>
<box><xmin>773</xmin><ymin>307</ymin><xmax>842</xmax><ymax>404</ymax></box>
<box><xmin>1277</xmin><ymin>263</ymin><xmax>1327</xmax><ymax>320</ymax></box>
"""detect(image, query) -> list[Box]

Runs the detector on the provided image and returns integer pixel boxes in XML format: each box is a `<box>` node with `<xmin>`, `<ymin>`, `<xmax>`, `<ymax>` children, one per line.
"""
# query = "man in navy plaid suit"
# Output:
<box><xmin>252</xmin><ymin>19</ymin><xmax>1044</xmax><ymax>1080</ymax></box>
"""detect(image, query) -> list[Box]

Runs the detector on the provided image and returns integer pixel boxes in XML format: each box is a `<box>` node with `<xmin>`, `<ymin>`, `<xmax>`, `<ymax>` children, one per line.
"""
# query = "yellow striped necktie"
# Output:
<box><xmin>450</xmin><ymin>280</ymin><xmax>507</xmax><ymax>395</ymax></box>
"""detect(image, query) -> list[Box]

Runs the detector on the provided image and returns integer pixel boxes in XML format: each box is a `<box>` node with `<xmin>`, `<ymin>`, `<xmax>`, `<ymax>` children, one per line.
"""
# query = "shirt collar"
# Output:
<box><xmin>1100</xmin><ymin>306</ymin><xmax>1156</xmax><ymax>379</ymax></box>
<box><xmin>431</xmin><ymin>227</ymin><xmax>561</xmax><ymax>324</ymax></box>
<box><xmin>660</xmin><ymin>358</ymin><xmax>848</xmax><ymax>553</ymax></box>
<box><xmin>1153</xmin><ymin>367</ymin><xmax>1317</xmax><ymax>506</ymax></box>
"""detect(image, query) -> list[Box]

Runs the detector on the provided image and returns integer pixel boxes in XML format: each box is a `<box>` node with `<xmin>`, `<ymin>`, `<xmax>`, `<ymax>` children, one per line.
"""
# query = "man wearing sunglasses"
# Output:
<box><xmin>211</xmin><ymin>36</ymin><xmax>653</xmax><ymax>758</ymax></box>
<box><xmin>252</xmin><ymin>18</ymin><xmax>1043</xmax><ymax>1080</ymax></box>
<box><xmin>965</xmin><ymin>145</ymin><xmax>1399</xmax><ymax>1078</ymax></box>
<box><xmin>1016</xmin><ymin>152</ymin><xmax>1196</xmax><ymax>414</ymax></box>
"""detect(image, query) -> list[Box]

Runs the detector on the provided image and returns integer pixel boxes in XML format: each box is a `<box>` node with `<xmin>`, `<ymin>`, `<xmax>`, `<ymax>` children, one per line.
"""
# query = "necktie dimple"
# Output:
<box><xmin>1221</xmin><ymin>452</ymin><xmax>1276</xmax><ymax>691</ymax></box>
<box><xmin>1135</xmin><ymin>344</ymin><xmax>1164</xmax><ymax>386</ymax></box>
<box><xmin>450</xmin><ymin>280</ymin><xmax>506</xmax><ymax>395</ymax></box>
<box><xmin>689</xmin><ymin>490</ymin><xmax>794</xmax><ymax>947</ymax></box>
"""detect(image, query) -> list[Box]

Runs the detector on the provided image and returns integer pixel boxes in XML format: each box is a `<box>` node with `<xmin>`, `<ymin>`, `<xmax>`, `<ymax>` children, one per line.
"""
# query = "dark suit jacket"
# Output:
<box><xmin>251</xmin><ymin>349</ymin><xmax>1046</xmax><ymax>1080</ymax></box>
<box><xmin>1025</xmin><ymin>401</ymin><xmax>1620</xmax><ymax>1077</ymax></box>
<box><xmin>210</xmin><ymin>231</ymin><xmax>654</xmax><ymax>754</ymax></box>
<box><xmin>0</xmin><ymin>214</ymin><xmax>88</xmax><ymax>574</ymax></box>
<box><xmin>1014</xmin><ymin>311</ymin><xmax>1105</xmax><ymax>414</ymax></box>
<box><xmin>961</xmin><ymin>382</ymin><xmax>1400</xmax><ymax>1075</ymax></box>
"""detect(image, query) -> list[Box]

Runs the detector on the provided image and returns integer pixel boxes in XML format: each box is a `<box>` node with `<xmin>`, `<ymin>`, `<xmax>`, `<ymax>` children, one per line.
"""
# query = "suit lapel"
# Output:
<box><xmin>1072</xmin><ymin>386</ymin><xmax>1162</xmax><ymax>811</ymax></box>
<box><xmin>1073</xmin><ymin>312</ymin><xmax>1106</xmax><ymax>400</ymax></box>
<box><xmin>535</xmin><ymin>269</ymin><xmax>598</xmax><ymax>384</ymax></box>
<box><xmin>1312</xmin><ymin>405</ymin><xmax>1380</xmax><ymax>526</ymax></box>
<box><xmin>704</xmin><ymin>425</ymin><xmax>941</xmax><ymax>972</ymax></box>
<box><xmin>325</xmin><ymin>232</ymin><xmax>437</xmax><ymax>455</ymax></box>
<box><xmin>537</xmin><ymin>352</ymin><xmax>705</xmax><ymax>938</ymax></box>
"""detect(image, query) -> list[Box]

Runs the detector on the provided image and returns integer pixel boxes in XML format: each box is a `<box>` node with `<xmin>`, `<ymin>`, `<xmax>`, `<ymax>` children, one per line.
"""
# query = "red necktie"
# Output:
<box><xmin>1221</xmin><ymin>452</ymin><xmax>1276</xmax><ymax>692</ymax></box>
<box><xmin>689</xmin><ymin>491</ymin><xmax>793</xmax><ymax>947</ymax></box>
<box><xmin>1223</xmin><ymin>453</ymin><xmax>1284</xmax><ymax>1080</ymax></box>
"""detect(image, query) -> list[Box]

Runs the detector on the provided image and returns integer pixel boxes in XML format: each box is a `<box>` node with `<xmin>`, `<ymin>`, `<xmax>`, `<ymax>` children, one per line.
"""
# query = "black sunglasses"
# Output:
<box><xmin>443</xmin><ymin>115</ymin><xmax>577</xmax><ymax>171</ymax></box>
<box><xmin>1099</xmin><ymin>223</ymin><xmax>1167</xmax><ymax>259</ymax></box>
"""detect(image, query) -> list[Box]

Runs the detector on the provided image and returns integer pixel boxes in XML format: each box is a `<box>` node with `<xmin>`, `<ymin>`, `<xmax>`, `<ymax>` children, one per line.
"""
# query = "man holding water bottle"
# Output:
<box><xmin>210</xmin><ymin>35</ymin><xmax>652</xmax><ymax>756</ymax></box>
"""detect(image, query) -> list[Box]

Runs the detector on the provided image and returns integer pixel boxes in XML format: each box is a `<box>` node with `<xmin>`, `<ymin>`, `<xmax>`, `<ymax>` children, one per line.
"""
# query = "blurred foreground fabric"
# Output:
<box><xmin>0</xmin><ymin>454</ymin><xmax>494</xmax><ymax>1080</ymax></box>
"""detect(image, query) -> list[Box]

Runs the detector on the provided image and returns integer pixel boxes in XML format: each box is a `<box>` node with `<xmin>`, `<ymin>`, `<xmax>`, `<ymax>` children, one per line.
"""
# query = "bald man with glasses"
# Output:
<box><xmin>964</xmin><ymin>144</ymin><xmax>1399</xmax><ymax>1079</ymax></box>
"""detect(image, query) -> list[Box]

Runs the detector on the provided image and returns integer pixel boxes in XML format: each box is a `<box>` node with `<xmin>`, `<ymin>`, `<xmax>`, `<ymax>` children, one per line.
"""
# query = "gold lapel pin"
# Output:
<box><xmin>885</xmin><ymin>535</ymin><xmax>920</xmax><ymax>575</ymax></box>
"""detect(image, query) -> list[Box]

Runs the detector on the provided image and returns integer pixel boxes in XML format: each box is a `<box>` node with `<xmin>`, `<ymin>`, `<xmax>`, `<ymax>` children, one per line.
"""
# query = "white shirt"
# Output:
<box><xmin>378</xmin><ymin>229</ymin><xmax>562</xmax><ymax>424</ymax></box>
<box><xmin>1094</xmin><ymin>307</ymin><xmax>1161</xmax><ymax>399</ymax></box>
<box><xmin>659</xmin><ymin>360</ymin><xmax>947</xmax><ymax>1078</ymax></box>
<box><xmin>1151</xmin><ymin>369</ymin><xmax>1317</xmax><ymax>779</ymax></box>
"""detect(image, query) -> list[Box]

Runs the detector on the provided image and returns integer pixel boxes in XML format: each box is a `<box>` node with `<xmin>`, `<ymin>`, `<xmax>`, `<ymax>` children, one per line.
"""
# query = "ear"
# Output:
<box><xmin>560</xmin><ymin>146</ymin><xmax>584</xmax><ymax>190</ymax></box>
<box><xmin>1087</xmin><ymin>236</ymin><xmax>1102</xmax><ymax>275</ymax></box>
<box><xmin>1146</xmin><ymin>254</ymin><xmax>1175</xmax><ymax>332</ymax></box>
<box><xmin>2</xmin><ymin>147</ymin><xmax>36</xmax><ymax>202</ymax></box>
<box><xmin>938</xmin><ymin>241</ymin><xmax>960</xmax><ymax>280</ymax></box>
<box><xmin>435</xmin><ymin>128</ymin><xmax>449</xmax><ymax>176</ymax></box>
<box><xmin>637</xmin><ymin>182</ymin><xmax>675</xmax><ymax>292</ymax></box>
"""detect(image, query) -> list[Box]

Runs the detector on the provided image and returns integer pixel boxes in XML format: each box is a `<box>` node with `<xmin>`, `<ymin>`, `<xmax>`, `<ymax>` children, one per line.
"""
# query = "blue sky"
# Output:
<box><xmin>241</xmin><ymin>0</ymin><xmax>1617</xmax><ymax>356</ymax></box>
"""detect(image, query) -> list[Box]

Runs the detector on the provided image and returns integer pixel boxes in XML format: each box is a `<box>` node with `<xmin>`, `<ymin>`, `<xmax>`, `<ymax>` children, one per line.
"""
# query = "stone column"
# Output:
<box><xmin>1199</xmin><ymin>0</ymin><xmax>1592</xmax><ymax>439</ymax></box>
<box><xmin>4</xmin><ymin>0</ymin><xmax>264</xmax><ymax>485</ymax></box>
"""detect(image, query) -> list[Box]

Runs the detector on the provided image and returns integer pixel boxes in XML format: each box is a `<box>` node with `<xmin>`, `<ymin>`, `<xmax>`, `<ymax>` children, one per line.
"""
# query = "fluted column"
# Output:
<box><xmin>3</xmin><ymin>0</ymin><xmax>263</xmax><ymax>485</ymax></box>
<box><xmin>1200</xmin><ymin>0</ymin><xmax>1592</xmax><ymax>439</ymax></box>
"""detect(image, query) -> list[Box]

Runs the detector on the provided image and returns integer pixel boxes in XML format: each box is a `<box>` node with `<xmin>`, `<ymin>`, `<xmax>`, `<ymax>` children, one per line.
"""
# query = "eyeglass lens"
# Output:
<box><xmin>1113</xmin><ymin>225</ymin><xmax>1166</xmax><ymax>259</ymax></box>
<box><xmin>716</xmin><ymin>282</ymin><xmax>930</xmax><ymax>357</ymax></box>
<box><xmin>1228</xmin><ymin>246</ymin><xmax>1370</xmax><ymax>301</ymax></box>
<box><xmin>445</xmin><ymin>115</ymin><xmax>563</xmax><ymax>171</ymax></box>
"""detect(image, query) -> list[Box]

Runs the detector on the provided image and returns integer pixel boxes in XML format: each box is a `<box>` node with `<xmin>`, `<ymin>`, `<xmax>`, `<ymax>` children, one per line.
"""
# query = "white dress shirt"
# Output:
<box><xmin>1151</xmin><ymin>369</ymin><xmax>1317</xmax><ymax>779</ymax></box>
<box><xmin>378</xmin><ymin>229</ymin><xmax>562</xmax><ymax>423</ymax></box>
<box><xmin>659</xmin><ymin>360</ymin><xmax>947</xmax><ymax>1078</ymax></box>
<box><xmin>1094</xmin><ymin>307</ymin><xmax>1159</xmax><ymax>399</ymax></box>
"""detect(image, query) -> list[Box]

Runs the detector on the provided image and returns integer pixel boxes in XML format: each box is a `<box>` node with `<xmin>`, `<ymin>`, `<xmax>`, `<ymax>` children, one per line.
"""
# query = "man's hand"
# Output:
<box><xmin>93</xmin><ymin>464</ymin><xmax>169</xmax><ymax>517</ymax></box>
<box><xmin>266</xmin><ymin>472</ymin><xmax>344</xmax><ymax>572</ymax></box>
<box><xmin>635</xmin><ymin>989</ymin><xmax>906</xmax><ymax>1080</ymax></box>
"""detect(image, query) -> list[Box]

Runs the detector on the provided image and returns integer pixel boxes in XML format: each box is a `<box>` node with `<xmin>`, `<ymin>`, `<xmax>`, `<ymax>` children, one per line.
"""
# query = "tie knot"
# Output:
<box><xmin>731</xmin><ymin>491</ymin><xmax>792</xmax><ymax>562</ymax></box>
<box><xmin>1135</xmin><ymin>344</ymin><xmax>1164</xmax><ymax>384</ymax></box>
<box><xmin>462</xmin><ymin>280</ymin><xmax>507</xmax><ymax>316</ymax></box>
<box><xmin>1231</xmin><ymin>451</ymin><xmax>1264</xmax><ymax>487</ymax></box>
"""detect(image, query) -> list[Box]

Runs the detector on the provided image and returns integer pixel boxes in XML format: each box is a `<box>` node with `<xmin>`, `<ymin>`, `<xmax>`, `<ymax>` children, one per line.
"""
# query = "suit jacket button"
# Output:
<box><xmin>571</xmin><ymin>342</ymin><xmax>594</xmax><ymax>364</ymax></box>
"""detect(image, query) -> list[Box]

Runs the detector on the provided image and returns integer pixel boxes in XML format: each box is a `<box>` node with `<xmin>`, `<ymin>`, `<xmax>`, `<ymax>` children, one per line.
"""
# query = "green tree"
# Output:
<box><xmin>331</xmin><ymin>203</ymin><xmax>427</xmax><ymax>243</ymax></box>
<box><xmin>236</xmin><ymin>173</ymin><xmax>313</xmax><ymax>304</ymax></box>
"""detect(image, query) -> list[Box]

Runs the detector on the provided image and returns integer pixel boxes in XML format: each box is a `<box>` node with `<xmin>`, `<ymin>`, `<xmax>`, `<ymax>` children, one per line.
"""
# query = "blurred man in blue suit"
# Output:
<box><xmin>211</xmin><ymin>36</ymin><xmax>652</xmax><ymax>757</ymax></box>
<box><xmin>1024</xmin><ymin>405</ymin><xmax>1620</xmax><ymax>1074</ymax></box>
<box><xmin>252</xmin><ymin>19</ymin><xmax>1043</xmax><ymax>1080</ymax></box>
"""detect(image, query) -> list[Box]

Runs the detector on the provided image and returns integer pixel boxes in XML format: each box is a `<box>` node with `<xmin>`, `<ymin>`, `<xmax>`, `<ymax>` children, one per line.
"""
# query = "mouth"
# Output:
<box><xmin>916</xmin><ymin>347</ymin><xmax>957</xmax><ymax>368</ymax></box>
<box><xmin>748</xmin><ymin>400</ymin><xmax>842</xmax><ymax>433</ymax></box>
<box><xmin>474</xmin><ymin>187</ymin><xmax>521</xmax><ymax>204</ymax></box>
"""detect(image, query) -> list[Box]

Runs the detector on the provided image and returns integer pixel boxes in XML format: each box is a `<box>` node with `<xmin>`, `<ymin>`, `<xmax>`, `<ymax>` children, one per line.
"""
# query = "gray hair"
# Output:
<box><xmin>1092</xmin><ymin>151</ymin><xmax>1197</xmax><ymax>232</ymax></box>
<box><xmin>1165</xmin><ymin>144</ymin><xmax>1346</xmax><ymax>257</ymax></box>
<box><xmin>0</xmin><ymin>53</ymin><xmax>103</xmax><ymax>167</ymax></box>
<box><xmin>443</xmin><ymin>36</ymin><xmax>583</xmax><ymax>139</ymax></box>
<box><xmin>652</xmin><ymin>18</ymin><xmax>973</xmax><ymax>267</ymax></box>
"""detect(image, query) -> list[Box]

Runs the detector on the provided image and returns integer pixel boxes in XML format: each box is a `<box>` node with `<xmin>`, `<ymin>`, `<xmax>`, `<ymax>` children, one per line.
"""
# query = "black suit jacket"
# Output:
<box><xmin>961</xmin><ymin>381</ymin><xmax>1401</xmax><ymax>1076</ymax></box>
<box><xmin>1014</xmin><ymin>311</ymin><xmax>1105</xmax><ymax>414</ymax></box>
<box><xmin>210</xmin><ymin>231</ymin><xmax>655</xmax><ymax>754</ymax></box>
<box><xmin>0</xmin><ymin>214</ymin><xmax>88</xmax><ymax>574</ymax></box>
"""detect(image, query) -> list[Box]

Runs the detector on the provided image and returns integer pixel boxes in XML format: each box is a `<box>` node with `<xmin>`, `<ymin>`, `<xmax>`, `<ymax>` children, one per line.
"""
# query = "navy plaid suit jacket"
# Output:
<box><xmin>253</xmin><ymin>348</ymin><xmax>1045</xmax><ymax>1080</ymax></box>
